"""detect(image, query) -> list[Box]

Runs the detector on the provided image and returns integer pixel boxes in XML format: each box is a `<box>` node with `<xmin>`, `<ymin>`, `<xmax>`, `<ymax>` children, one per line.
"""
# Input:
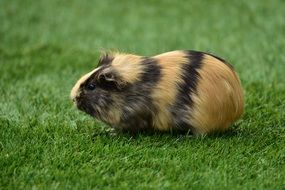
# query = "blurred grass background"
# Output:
<box><xmin>0</xmin><ymin>0</ymin><xmax>285</xmax><ymax>189</ymax></box>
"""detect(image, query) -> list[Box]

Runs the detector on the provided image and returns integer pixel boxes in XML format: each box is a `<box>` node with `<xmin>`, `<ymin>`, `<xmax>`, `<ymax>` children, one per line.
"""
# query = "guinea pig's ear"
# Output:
<box><xmin>98</xmin><ymin>71</ymin><xmax>127</xmax><ymax>90</ymax></box>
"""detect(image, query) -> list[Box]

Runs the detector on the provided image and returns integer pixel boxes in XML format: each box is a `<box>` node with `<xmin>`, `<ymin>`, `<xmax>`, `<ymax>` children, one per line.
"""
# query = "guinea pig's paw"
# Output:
<box><xmin>105</xmin><ymin>127</ymin><xmax>120</xmax><ymax>136</ymax></box>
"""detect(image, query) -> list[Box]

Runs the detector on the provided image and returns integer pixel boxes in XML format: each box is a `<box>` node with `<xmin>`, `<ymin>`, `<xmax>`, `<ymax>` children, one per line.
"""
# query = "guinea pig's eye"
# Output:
<box><xmin>86</xmin><ymin>83</ymin><xmax>96</xmax><ymax>90</ymax></box>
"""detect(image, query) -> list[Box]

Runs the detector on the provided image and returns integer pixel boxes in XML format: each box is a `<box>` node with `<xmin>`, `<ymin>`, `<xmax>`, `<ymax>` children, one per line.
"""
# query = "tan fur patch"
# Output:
<box><xmin>190</xmin><ymin>54</ymin><xmax>244</xmax><ymax>134</ymax></box>
<box><xmin>102</xmin><ymin>106</ymin><xmax>122</xmax><ymax>126</ymax></box>
<box><xmin>151</xmin><ymin>51</ymin><xmax>189</xmax><ymax>130</ymax></box>
<box><xmin>110</xmin><ymin>54</ymin><xmax>144</xmax><ymax>84</ymax></box>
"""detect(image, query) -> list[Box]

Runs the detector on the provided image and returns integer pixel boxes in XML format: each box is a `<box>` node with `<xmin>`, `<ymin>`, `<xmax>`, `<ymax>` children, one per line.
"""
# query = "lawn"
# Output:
<box><xmin>0</xmin><ymin>0</ymin><xmax>285</xmax><ymax>189</ymax></box>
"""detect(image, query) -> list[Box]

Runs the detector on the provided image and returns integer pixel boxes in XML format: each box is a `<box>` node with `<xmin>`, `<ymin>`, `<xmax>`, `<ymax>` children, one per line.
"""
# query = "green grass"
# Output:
<box><xmin>1</xmin><ymin>0</ymin><xmax>285</xmax><ymax>189</ymax></box>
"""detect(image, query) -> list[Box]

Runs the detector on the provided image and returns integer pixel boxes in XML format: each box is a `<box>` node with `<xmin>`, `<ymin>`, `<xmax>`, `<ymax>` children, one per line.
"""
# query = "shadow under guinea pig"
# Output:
<box><xmin>91</xmin><ymin>125</ymin><xmax>241</xmax><ymax>141</ymax></box>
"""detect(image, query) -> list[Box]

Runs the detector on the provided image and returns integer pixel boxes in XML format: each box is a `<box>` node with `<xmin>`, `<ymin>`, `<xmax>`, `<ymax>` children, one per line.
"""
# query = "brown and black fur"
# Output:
<box><xmin>71</xmin><ymin>50</ymin><xmax>244</xmax><ymax>135</ymax></box>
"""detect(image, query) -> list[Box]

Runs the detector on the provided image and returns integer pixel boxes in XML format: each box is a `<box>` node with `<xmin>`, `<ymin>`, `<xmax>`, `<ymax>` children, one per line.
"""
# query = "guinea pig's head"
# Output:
<box><xmin>70</xmin><ymin>52</ymin><xmax>144</xmax><ymax>125</ymax></box>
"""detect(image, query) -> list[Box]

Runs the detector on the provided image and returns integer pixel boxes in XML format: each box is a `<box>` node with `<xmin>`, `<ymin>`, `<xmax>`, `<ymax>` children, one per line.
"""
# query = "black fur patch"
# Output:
<box><xmin>119</xmin><ymin>57</ymin><xmax>162</xmax><ymax>132</ymax></box>
<box><xmin>140</xmin><ymin>57</ymin><xmax>162</xmax><ymax>85</ymax></box>
<box><xmin>81</xmin><ymin>65</ymin><xmax>124</xmax><ymax>92</ymax></box>
<box><xmin>80</xmin><ymin>66</ymin><xmax>106</xmax><ymax>90</ymax></box>
<box><xmin>171</xmin><ymin>50</ymin><xmax>203</xmax><ymax>131</ymax></box>
<box><xmin>76</xmin><ymin>90</ymin><xmax>114</xmax><ymax>120</ymax></box>
<box><xmin>98</xmin><ymin>53</ymin><xmax>114</xmax><ymax>66</ymax></box>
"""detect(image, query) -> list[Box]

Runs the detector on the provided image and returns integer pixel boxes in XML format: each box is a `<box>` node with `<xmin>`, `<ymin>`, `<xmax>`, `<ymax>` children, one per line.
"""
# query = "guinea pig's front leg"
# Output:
<box><xmin>118</xmin><ymin>110</ymin><xmax>153</xmax><ymax>134</ymax></box>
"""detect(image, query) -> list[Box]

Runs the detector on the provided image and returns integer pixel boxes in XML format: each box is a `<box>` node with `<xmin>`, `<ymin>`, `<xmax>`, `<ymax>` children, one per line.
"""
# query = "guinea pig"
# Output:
<box><xmin>70</xmin><ymin>50</ymin><xmax>244</xmax><ymax>135</ymax></box>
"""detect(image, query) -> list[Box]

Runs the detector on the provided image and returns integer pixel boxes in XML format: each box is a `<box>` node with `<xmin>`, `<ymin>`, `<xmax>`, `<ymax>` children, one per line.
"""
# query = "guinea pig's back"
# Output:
<box><xmin>153</xmin><ymin>50</ymin><xmax>244</xmax><ymax>134</ymax></box>
<box><xmin>189</xmin><ymin>53</ymin><xmax>244</xmax><ymax>134</ymax></box>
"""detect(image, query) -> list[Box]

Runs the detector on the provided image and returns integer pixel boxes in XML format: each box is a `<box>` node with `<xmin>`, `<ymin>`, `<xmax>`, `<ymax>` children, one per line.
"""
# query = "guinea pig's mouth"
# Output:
<box><xmin>75</xmin><ymin>97</ymin><xmax>97</xmax><ymax>117</ymax></box>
